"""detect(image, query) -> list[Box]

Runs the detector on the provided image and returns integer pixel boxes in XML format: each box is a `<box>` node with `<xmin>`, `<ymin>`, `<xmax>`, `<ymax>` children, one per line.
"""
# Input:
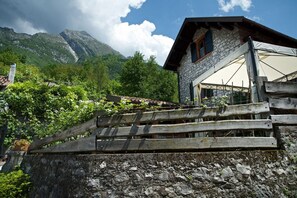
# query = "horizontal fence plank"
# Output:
<box><xmin>265</xmin><ymin>81</ymin><xmax>297</xmax><ymax>95</ymax></box>
<box><xmin>96</xmin><ymin>137</ymin><xmax>278</xmax><ymax>151</ymax></box>
<box><xmin>29</xmin><ymin>117</ymin><xmax>97</xmax><ymax>151</ymax></box>
<box><xmin>269</xmin><ymin>98</ymin><xmax>297</xmax><ymax>110</ymax></box>
<box><xmin>96</xmin><ymin>120</ymin><xmax>272</xmax><ymax>138</ymax></box>
<box><xmin>97</xmin><ymin>102</ymin><xmax>270</xmax><ymax>127</ymax></box>
<box><xmin>30</xmin><ymin>136</ymin><xmax>96</xmax><ymax>153</ymax></box>
<box><xmin>271</xmin><ymin>115</ymin><xmax>297</xmax><ymax>125</ymax></box>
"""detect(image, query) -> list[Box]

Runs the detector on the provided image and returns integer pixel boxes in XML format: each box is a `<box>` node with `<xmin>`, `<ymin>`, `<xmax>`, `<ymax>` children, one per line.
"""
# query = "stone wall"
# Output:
<box><xmin>178</xmin><ymin>27</ymin><xmax>241</xmax><ymax>103</ymax></box>
<box><xmin>22</xmin><ymin>126</ymin><xmax>297</xmax><ymax>198</ymax></box>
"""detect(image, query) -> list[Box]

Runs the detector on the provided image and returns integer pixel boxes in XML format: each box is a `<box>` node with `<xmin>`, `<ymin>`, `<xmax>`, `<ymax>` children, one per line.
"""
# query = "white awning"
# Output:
<box><xmin>194</xmin><ymin>41</ymin><xmax>297</xmax><ymax>88</ymax></box>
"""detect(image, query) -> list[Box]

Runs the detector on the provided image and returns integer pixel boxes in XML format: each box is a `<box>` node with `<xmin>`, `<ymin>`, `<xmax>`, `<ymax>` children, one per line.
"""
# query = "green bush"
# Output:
<box><xmin>0</xmin><ymin>169</ymin><xmax>31</xmax><ymax>198</ymax></box>
<box><xmin>0</xmin><ymin>82</ymin><xmax>102</xmax><ymax>147</ymax></box>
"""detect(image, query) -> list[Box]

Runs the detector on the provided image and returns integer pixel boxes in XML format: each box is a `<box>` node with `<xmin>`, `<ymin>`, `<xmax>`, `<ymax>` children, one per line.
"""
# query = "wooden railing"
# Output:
<box><xmin>28</xmin><ymin>81</ymin><xmax>297</xmax><ymax>154</ymax></box>
<box><xmin>96</xmin><ymin>102</ymin><xmax>275</xmax><ymax>152</ymax></box>
<box><xmin>264</xmin><ymin>81</ymin><xmax>297</xmax><ymax>126</ymax></box>
<box><xmin>29</xmin><ymin>102</ymin><xmax>276</xmax><ymax>153</ymax></box>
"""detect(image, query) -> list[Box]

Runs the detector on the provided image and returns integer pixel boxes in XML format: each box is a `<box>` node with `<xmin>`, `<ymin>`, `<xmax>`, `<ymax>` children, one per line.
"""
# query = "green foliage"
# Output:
<box><xmin>41</xmin><ymin>56</ymin><xmax>116</xmax><ymax>97</ymax></box>
<box><xmin>120</xmin><ymin>52</ymin><xmax>147</xmax><ymax>97</ymax></box>
<box><xmin>141</xmin><ymin>56</ymin><xmax>178</xmax><ymax>101</ymax></box>
<box><xmin>0</xmin><ymin>48</ymin><xmax>26</xmax><ymax>66</ymax></box>
<box><xmin>98</xmin><ymin>98</ymin><xmax>160</xmax><ymax>116</ymax></box>
<box><xmin>0</xmin><ymin>49</ymin><xmax>179</xmax><ymax>149</ymax></box>
<box><xmin>201</xmin><ymin>95</ymin><xmax>229</xmax><ymax>108</ymax></box>
<box><xmin>119</xmin><ymin>52</ymin><xmax>178</xmax><ymax>102</ymax></box>
<box><xmin>83</xmin><ymin>54</ymin><xmax>125</xmax><ymax>79</ymax></box>
<box><xmin>12</xmin><ymin>63</ymin><xmax>43</xmax><ymax>83</ymax></box>
<box><xmin>41</xmin><ymin>64</ymin><xmax>84</xmax><ymax>83</ymax></box>
<box><xmin>282</xmin><ymin>187</ymin><xmax>297</xmax><ymax>198</ymax></box>
<box><xmin>82</xmin><ymin>59</ymin><xmax>110</xmax><ymax>93</ymax></box>
<box><xmin>0</xmin><ymin>169</ymin><xmax>31</xmax><ymax>198</ymax></box>
<box><xmin>0</xmin><ymin>50</ymin><xmax>42</xmax><ymax>83</ymax></box>
<box><xmin>0</xmin><ymin>82</ymin><xmax>102</xmax><ymax>146</ymax></box>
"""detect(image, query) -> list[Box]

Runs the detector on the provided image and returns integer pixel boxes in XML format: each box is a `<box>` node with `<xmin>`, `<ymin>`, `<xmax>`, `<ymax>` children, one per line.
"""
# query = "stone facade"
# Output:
<box><xmin>22</xmin><ymin>127</ymin><xmax>297</xmax><ymax>198</ymax></box>
<box><xmin>178</xmin><ymin>27</ymin><xmax>241</xmax><ymax>103</ymax></box>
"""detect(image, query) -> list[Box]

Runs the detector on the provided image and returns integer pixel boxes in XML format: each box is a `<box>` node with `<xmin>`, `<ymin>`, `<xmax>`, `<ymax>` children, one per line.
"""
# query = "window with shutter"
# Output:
<box><xmin>190</xmin><ymin>30</ymin><xmax>213</xmax><ymax>63</ymax></box>
<box><xmin>190</xmin><ymin>42</ymin><xmax>198</xmax><ymax>62</ymax></box>
<box><xmin>205</xmin><ymin>30</ymin><xmax>213</xmax><ymax>54</ymax></box>
<box><xmin>189</xmin><ymin>82</ymin><xmax>194</xmax><ymax>102</ymax></box>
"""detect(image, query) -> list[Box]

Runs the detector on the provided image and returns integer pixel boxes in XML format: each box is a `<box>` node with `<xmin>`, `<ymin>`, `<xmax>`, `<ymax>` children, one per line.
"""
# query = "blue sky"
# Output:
<box><xmin>0</xmin><ymin>0</ymin><xmax>296</xmax><ymax>65</ymax></box>
<box><xmin>124</xmin><ymin>0</ymin><xmax>297</xmax><ymax>39</ymax></box>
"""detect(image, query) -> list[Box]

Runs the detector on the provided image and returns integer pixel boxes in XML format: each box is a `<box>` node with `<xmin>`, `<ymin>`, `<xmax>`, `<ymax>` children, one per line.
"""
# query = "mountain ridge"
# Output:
<box><xmin>0</xmin><ymin>27</ymin><xmax>122</xmax><ymax>66</ymax></box>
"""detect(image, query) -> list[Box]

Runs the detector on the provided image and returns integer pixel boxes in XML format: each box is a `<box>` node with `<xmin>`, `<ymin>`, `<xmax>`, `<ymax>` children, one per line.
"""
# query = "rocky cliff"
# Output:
<box><xmin>0</xmin><ymin>27</ymin><xmax>121</xmax><ymax>66</ymax></box>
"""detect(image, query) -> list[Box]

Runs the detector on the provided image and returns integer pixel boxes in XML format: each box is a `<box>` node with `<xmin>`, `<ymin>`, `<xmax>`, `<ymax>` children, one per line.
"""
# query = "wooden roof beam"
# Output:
<box><xmin>178</xmin><ymin>36</ymin><xmax>192</xmax><ymax>43</ymax></box>
<box><xmin>219</xmin><ymin>22</ymin><xmax>234</xmax><ymax>31</ymax></box>
<box><xmin>167</xmin><ymin>62</ymin><xmax>180</xmax><ymax>68</ymax></box>
<box><xmin>208</xmin><ymin>22</ymin><xmax>222</xmax><ymax>30</ymax></box>
<box><xmin>173</xmin><ymin>46</ymin><xmax>188</xmax><ymax>54</ymax></box>
<box><xmin>202</xmin><ymin>22</ymin><xmax>210</xmax><ymax>29</ymax></box>
<box><xmin>171</xmin><ymin>48</ymin><xmax>186</xmax><ymax>56</ymax></box>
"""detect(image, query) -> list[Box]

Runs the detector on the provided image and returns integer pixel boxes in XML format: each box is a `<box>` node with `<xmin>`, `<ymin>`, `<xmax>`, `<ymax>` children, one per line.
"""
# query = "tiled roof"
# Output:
<box><xmin>0</xmin><ymin>76</ymin><xmax>10</xmax><ymax>87</ymax></box>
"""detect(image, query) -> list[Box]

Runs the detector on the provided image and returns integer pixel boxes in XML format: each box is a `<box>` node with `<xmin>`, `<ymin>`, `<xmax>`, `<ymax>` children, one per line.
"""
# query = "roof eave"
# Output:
<box><xmin>163</xmin><ymin>16</ymin><xmax>297</xmax><ymax>71</ymax></box>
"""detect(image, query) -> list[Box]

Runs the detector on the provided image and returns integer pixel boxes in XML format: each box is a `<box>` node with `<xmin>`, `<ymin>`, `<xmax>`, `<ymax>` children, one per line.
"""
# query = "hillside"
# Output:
<box><xmin>0</xmin><ymin>27</ymin><xmax>122</xmax><ymax>66</ymax></box>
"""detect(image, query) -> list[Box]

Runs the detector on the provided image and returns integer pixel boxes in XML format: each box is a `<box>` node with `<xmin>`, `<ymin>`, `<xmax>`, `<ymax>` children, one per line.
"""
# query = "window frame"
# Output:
<box><xmin>191</xmin><ymin>30</ymin><xmax>213</xmax><ymax>63</ymax></box>
<box><xmin>196</xmin><ymin>37</ymin><xmax>206</xmax><ymax>60</ymax></box>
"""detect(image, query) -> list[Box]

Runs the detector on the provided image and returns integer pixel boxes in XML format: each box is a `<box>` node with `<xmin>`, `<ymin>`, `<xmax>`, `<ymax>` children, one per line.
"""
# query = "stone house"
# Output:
<box><xmin>164</xmin><ymin>16</ymin><xmax>297</xmax><ymax>103</ymax></box>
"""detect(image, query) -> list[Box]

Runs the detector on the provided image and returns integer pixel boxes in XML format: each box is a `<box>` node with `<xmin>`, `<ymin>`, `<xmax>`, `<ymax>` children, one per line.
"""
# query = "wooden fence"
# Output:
<box><xmin>28</xmin><ymin>81</ymin><xmax>297</xmax><ymax>154</ymax></box>
<box><xmin>264</xmin><ymin>81</ymin><xmax>297</xmax><ymax>125</ymax></box>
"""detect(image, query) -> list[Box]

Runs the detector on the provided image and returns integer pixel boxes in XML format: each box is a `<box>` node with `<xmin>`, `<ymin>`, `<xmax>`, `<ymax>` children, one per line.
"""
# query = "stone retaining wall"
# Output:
<box><xmin>22</xmin><ymin>126</ymin><xmax>297</xmax><ymax>198</ymax></box>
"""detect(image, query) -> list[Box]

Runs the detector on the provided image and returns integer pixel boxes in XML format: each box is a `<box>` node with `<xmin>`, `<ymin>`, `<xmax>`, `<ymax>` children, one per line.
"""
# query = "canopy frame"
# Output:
<box><xmin>192</xmin><ymin>39</ymin><xmax>297</xmax><ymax>104</ymax></box>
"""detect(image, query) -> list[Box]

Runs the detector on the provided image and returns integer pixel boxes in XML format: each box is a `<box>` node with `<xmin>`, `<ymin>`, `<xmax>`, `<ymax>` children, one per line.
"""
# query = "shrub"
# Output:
<box><xmin>0</xmin><ymin>169</ymin><xmax>31</xmax><ymax>198</ymax></box>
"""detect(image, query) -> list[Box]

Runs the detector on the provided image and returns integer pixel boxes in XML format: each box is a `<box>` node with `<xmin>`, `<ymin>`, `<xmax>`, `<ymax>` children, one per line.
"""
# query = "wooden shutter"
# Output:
<box><xmin>190</xmin><ymin>42</ymin><xmax>198</xmax><ymax>63</ymax></box>
<box><xmin>205</xmin><ymin>30</ymin><xmax>213</xmax><ymax>54</ymax></box>
<box><xmin>189</xmin><ymin>82</ymin><xmax>194</xmax><ymax>101</ymax></box>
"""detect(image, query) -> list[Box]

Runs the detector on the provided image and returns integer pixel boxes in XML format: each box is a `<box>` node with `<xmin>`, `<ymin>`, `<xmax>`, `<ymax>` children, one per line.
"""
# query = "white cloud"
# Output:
<box><xmin>0</xmin><ymin>0</ymin><xmax>173</xmax><ymax>65</ymax></box>
<box><xmin>14</xmin><ymin>18</ymin><xmax>47</xmax><ymax>35</ymax></box>
<box><xmin>70</xmin><ymin>0</ymin><xmax>174</xmax><ymax>65</ymax></box>
<box><xmin>109</xmin><ymin>20</ymin><xmax>173</xmax><ymax>64</ymax></box>
<box><xmin>218</xmin><ymin>0</ymin><xmax>252</xmax><ymax>12</ymax></box>
<box><xmin>249</xmin><ymin>16</ymin><xmax>261</xmax><ymax>22</ymax></box>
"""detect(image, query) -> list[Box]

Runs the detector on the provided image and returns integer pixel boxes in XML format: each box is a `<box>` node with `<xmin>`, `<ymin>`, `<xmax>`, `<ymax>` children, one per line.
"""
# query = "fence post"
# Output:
<box><xmin>256</xmin><ymin>76</ymin><xmax>268</xmax><ymax>102</ymax></box>
<box><xmin>246</xmin><ymin>37</ymin><xmax>261</xmax><ymax>103</ymax></box>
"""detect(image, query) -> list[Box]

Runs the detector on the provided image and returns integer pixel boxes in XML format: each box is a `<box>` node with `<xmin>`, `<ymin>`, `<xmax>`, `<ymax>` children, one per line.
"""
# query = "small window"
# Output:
<box><xmin>190</xmin><ymin>30</ymin><xmax>213</xmax><ymax>63</ymax></box>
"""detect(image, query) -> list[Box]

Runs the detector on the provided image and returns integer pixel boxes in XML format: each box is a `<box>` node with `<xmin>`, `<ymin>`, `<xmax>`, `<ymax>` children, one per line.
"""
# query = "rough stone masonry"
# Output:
<box><xmin>22</xmin><ymin>126</ymin><xmax>297</xmax><ymax>198</ymax></box>
<box><xmin>178</xmin><ymin>27</ymin><xmax>241</xmax><ymax>103</ymax></box>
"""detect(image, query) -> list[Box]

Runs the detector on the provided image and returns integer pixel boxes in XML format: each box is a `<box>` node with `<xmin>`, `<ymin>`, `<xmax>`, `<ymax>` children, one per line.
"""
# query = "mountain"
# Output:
<box><xmin>0</xmin><ymin>27</ymin><xmax>122</xmax><ymax>66</ymax></box>
<box><xmin>60</xmin><ymin>29</ymin><xmax>121</xmax><ymax>62</ymax></box>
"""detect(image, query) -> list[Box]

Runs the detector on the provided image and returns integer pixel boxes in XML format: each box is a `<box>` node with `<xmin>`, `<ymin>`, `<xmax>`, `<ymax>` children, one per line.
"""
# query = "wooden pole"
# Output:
<box><xmin>247</xmin><ymin>37</ymin><xmax>260</xmax><ymax>103</ymax></box>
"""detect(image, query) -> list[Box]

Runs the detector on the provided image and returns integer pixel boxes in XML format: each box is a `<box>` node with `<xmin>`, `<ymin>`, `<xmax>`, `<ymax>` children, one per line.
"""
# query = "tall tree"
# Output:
<box><xmin>0</xmin><ymin>48</ymin><xmax>26</xmax><ymax>66</ymax></box>
<box><xmin>119</xmin><ymin>52</ymin><xmax>147</xmax><ymax>97</ymax></box>
<box><xmin>119</xmin><ymin>52</ymin><xmax>178</xmax><ymax>102</ymax></box>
